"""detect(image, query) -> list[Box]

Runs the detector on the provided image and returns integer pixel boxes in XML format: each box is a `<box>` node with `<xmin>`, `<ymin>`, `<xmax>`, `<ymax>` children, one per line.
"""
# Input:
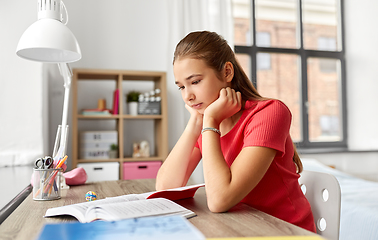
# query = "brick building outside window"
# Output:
<box><xmin>232</xmin><ymin>0</ymin><xmax>346</xmax><ymax>149</ymax></box>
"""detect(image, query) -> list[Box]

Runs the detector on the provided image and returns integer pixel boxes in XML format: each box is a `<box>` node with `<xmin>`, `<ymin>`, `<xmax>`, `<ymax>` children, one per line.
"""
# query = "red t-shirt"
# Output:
<box><xmin>196</xmin><ymin>99</ymin><xmax>316</xmax><ymax>232</ymax></box>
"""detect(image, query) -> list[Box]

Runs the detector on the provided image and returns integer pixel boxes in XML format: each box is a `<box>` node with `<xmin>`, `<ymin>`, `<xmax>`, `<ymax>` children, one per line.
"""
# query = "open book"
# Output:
<box><xmin>44</xmin><ymin>183</ymin><xmax>204</xmax><ymax>223</ymax></box>
<box><xmin>108</xmin><ymin>183</ymin><xmax>205</xmax><ymax>201</ymax></box>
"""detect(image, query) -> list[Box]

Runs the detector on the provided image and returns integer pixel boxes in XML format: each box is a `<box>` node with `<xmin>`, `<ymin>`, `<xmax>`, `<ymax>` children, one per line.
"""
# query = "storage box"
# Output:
<box><xmin>80</xmin><ymin>142</ymin><xmax>114</xmax><ymax>149</ymax></box>
<box><xmin>78</xmin><ymin>162</ymin><xmax>119</xmax><ymax>182</ymax></box>
<box><xmin>80</xmin><ymin>150</ymin><xmax>110</xmax><ymax>159</ymax></box>
<box><xmin>80</xmin><ymin>131</ymin><xmax>117</xmax><ymax>142</ymax></box>
<box><xmin>123</xmin><ymin>161</ymin><xmax>161</xmax><ymax>180</ymax></box>
<box><xmin>80</xmin><ymin>131</ymin><xmax>117</xmax><ymax>159</ymax></box>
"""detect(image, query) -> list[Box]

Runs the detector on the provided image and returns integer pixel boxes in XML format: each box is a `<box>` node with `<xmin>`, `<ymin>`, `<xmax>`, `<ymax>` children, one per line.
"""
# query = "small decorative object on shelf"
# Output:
<box><xmin>126</xmin><ymin>91</ymin><xmax>140</xmax><ymax>116</ymax></box>
<box><xmin>132</xmin><ymin>140</ymin><xmax>150</xmax><ymax>158</ymax></box>
<box><xmin>138</xmin><ymin>88</ymin><xmax>161</xmax><ymax>115</ymax></box>
<box><xmin>108</xmin><ymin>144</ymin><xmax>118</xmax><ymax>159</ymax></box>
<box><xmin>97</xmin><ymin>98</ymin><xmax>106</xmax><ymax>110</ymax></box>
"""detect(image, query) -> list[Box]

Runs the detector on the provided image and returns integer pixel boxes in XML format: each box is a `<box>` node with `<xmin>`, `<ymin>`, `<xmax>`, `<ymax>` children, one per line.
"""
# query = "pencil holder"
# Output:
<box><xmin>33</xmin><ymin>168</ymin><xmax>63</xmax><ymax>201</ymax></box>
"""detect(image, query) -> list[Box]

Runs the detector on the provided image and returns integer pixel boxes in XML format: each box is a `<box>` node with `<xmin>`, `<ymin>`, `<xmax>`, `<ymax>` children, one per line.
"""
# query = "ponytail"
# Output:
<box><xmin>293</xmin><ymin>144</ymin><xmax>303</xmax><ymax>173</ymax></box>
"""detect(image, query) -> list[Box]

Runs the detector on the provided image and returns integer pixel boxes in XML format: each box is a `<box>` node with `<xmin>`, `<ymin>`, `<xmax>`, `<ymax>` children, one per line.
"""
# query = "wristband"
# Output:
<box><xmin>201</xmin><ymin>127</ymin><xmax>221</xmax><ymax>135</ymax></box>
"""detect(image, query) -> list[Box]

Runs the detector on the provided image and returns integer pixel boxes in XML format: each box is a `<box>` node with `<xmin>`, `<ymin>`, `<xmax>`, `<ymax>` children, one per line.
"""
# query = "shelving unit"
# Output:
<box><xmin>71</xmin><ymin>68</ymin><xmax>168</xmax><ymax>180</ymax></box>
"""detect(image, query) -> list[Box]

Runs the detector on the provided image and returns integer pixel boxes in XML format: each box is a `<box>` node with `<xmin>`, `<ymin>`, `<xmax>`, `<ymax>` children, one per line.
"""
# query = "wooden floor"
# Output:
<box><xmin>0</xmin><ymin>165</ymin><xmax>33</xmax><ymax>210</ymax></box>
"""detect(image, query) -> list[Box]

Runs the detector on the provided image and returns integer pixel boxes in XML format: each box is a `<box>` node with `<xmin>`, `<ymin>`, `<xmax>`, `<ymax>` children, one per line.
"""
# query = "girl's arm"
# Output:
<box><xmin>155</xmin><ymin>105</ymin><xmax>203</xmax><ymax>190</ymax></box>
<box><xmin>203</xmin><ymin>139</ymin><xmax>276</xmax><ymax>212</ymax></box>
<box><xmin>202</xmin><ymin>88</ymin><xmax>277</xmax><ymax>212</ymax></box>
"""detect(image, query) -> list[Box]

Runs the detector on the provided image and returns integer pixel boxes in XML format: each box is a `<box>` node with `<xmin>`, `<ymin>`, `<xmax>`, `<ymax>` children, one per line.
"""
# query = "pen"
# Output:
<box><xmin>43</xmin><ymin>155</ymin><xmax>68</xmax><ymax>195</ymax></box>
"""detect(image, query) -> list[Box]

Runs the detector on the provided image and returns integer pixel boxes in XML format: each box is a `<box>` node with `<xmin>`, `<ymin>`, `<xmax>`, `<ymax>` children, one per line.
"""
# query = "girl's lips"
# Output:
<box><xmin>191</xmin><ymin>103</ymin><xmax>202</xmax><ymax>109</ymax></box>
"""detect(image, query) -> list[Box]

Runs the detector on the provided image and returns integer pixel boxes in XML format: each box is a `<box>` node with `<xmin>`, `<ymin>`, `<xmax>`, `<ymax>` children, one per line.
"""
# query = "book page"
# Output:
<box><xmin>105</xmin><ymin>193</ymin><xmax>147</xmax><ymax>202</ymax></box>
<box><xmin>88</xmin><ymin>198</ymin><xmax>194</xmax><ymax>222</ymax></box>
<box><xmin>44</xmin><ymin>204</ymin><xmax>87</xmax><ymax>223</ymax></box>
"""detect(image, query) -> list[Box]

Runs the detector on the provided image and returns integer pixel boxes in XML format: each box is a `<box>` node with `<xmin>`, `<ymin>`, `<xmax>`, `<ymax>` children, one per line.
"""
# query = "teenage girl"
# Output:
<box><xmin>156</xmin><ymin>31</ymin><xmax>316</xmax><ymax>232</ymax></box>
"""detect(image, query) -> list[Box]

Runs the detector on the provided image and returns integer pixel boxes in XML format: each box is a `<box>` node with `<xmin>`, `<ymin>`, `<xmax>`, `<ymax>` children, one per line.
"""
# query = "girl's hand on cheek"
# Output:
<box><xmin>204</xmin><ymin>87</ymin><xmax>242</xmax><ymax>126</ymax></box>
<box><xmin>185</xmin><ymin>104</ymin><xmax>203</xmax><ymax>131</ymax></box>
<box><xmin>185</xmin><ymin>103</ymin><xmax>201</xmax><ymax>117</ymax></box>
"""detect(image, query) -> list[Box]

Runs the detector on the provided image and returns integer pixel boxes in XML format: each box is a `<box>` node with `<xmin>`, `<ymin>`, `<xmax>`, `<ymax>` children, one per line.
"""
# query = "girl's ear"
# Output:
<box><xmin>224</xmin><ymin>62</ymin><xmax>234</xmax><ymax>83</ymax></box>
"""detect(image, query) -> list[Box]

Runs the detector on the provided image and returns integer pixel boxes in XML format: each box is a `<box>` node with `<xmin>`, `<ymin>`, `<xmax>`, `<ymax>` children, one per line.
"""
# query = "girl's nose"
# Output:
<box><xmin>183</xmin><ymin>90</ymin><xmax>195</xmax><ymax>102</ymax></box>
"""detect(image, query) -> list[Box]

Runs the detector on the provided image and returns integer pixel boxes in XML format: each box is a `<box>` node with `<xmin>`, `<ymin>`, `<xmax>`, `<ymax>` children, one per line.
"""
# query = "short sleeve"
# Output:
<box><xmin>243</xmin><ymin>100</ymin><xmax>292</xmax><ymax>156</ymax></box>
<box><xmin>195</xmin><ymin>140</ymin><xmax>200</xmax><ymax>149</ymax></box>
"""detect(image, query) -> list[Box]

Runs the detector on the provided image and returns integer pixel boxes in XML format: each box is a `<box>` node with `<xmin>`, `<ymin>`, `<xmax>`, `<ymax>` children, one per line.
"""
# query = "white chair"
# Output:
<box><xmin>299</xmin><ymin>170</ymin><xmax>341</xmax><ymax>240</ymax></box>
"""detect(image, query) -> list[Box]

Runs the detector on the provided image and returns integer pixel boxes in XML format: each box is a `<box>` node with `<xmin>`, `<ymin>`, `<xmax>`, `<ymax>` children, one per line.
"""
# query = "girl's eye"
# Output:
<box><xmin>178</xmin><ymin>86</ymin><xmax>184</xmax><ymax>91</ymax></box>
<box><xmin>192</xmin><ymin>80</ymin><xmax>201</xmax><ymax>85</ymax></box>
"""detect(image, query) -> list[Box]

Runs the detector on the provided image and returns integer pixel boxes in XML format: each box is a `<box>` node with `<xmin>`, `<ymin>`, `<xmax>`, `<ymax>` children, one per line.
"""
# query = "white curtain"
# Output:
<box><xmin>165</xmin><ymin>0</ymin><xmax>234</xmax><ymax>183</ymax></box>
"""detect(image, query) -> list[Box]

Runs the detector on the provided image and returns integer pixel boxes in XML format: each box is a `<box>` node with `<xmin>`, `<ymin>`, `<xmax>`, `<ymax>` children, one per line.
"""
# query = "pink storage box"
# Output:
<box><xmin>123</xmin><ymin>161</ymin><xmax>161</xmax><ymax>180</ymax></box>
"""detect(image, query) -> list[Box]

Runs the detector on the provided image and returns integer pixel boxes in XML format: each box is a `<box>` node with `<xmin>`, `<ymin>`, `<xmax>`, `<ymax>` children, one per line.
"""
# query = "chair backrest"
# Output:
<box><xmin>299</xmin><ymin>170</ymin><xmax>341</xmax><ymax>240</ymax></box>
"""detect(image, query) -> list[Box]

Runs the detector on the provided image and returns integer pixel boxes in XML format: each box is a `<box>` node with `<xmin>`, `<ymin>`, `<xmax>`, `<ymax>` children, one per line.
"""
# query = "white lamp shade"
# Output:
<box><xmin>16</xmin><ymin>18</ymin><xmax>81</xmax><ymax>63</ymax></box>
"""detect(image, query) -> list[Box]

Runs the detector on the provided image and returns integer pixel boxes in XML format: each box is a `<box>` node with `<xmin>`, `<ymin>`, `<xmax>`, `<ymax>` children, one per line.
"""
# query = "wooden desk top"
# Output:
<box><xmin>0</xmin><ymin>179</ymin><xmax>317</xmax><ymax>240</ymax></box>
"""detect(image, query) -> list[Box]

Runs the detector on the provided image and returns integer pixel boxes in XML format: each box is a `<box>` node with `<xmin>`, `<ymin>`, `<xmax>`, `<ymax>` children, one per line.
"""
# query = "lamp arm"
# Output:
<box><xmin>54</xmin><ymin>63</ymin><xmax>72</xmax><ymax>159</ymax></box>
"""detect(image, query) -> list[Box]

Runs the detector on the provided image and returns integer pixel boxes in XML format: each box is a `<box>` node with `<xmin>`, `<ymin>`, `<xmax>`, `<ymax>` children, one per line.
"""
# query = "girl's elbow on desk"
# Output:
<box><xmin>155</xmin><ymin>176</ymin><xmax>186</xmax><ymax>191</ymax></box>
<box><xmin>207</xmin><ymin>195</ymin><xmax>236</xmax><ymax>213</ymax></box>
<box><xmin>155</xmin><ymin>176</ymin><xmax>173</xmax><ymax>191</ymax></box>
<box><xmin>155</xmin><ymin>173</ymin><xmax>168</xmax><ymax>191</ymax></box>
<box><xmin>155</xmin><ymin>181</ymin><xmax>164</xmax><ymax>191</ymax></box>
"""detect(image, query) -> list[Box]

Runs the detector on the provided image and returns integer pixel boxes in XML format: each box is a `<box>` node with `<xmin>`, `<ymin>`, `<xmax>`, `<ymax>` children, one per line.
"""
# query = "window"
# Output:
<box><xmin>256</xmin><ymin>32</ymin><xmax>271</xmax><ymax>70</ymax></box>
<box><xmin>318</xmin><ymin>37</ymin><xmax>337</xmax><ymax>51</ymax></box>
<box><xmin>232</xmin><ymin>0</ymin><xmax>346</xmax><ymax>149</ymax></box>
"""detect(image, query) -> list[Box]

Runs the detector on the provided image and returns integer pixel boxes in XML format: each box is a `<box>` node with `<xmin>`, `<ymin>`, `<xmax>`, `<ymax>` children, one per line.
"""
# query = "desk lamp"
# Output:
<box><xmin>16</xmin><ymin>0</ymin><xmax>81</xmax><ymax>161</ymax></box>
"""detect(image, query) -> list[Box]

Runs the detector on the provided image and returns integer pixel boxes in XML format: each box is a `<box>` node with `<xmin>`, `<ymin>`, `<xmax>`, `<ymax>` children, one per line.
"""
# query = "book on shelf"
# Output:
<box><xmin>112</xmin><ymin>89</ymin><xmax>119</xmax><ymax>115</ymax></box>
<box><xmin>37</xmin><ymin>215</ymin><xmax>205</xmax><ymax>240</ymax></box>
<box><xmin>81</xmin><ymin>108</ymin><xmax>111</xmax><ymax>116</ymax></box>
<box><xmin>44</xmin><ymin>183</ymin><xmax>205</xmax><ymax>223</ymax></box>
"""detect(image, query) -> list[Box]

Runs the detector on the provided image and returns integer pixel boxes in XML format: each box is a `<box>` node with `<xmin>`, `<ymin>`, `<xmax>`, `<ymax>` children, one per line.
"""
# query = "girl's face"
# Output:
<box><xmin>173</xmin><ymin>58</ymin><xmax>228</xmax><ymax>114</ymax></box>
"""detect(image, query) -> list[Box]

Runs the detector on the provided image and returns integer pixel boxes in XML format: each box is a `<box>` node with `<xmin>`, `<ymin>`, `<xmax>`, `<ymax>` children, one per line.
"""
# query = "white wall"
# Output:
<box><xmin>343</xmin><ymin>0</ymin><xmax>378</xmax><ymax>150</ymax></box>
<box><xmin>0</xmin><ymin>1</ymin><xmax>46</xmax><ymax>166</ymax></box>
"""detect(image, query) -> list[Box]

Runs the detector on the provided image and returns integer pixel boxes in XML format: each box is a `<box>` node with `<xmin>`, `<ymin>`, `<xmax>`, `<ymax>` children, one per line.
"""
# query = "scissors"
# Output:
<box><xmin>34</xmin><ymin>156</ymin><xmax>53</xmax><ymax>169</ymax></box>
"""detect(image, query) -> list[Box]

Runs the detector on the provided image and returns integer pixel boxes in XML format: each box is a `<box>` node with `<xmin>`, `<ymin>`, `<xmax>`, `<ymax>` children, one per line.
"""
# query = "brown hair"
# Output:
<box><xmin>173</xmin><ymin>31</ymin><xmax>302</xmax><ymax>173</ymax></box>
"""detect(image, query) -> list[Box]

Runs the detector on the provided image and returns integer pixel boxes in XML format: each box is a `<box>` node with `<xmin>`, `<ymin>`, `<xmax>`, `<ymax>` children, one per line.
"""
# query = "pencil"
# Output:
<box><xmin>43</xmin><ymin>155</ymin><xmax>68</xmax><ymax>195</ymax></box>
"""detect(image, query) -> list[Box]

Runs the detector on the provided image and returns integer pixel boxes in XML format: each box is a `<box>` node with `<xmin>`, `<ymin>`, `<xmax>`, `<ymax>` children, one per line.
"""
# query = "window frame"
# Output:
<box><xmin>234</xmin><ymin>0</ymin><xmax>347</xmax><ymax>150</ymax></box>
